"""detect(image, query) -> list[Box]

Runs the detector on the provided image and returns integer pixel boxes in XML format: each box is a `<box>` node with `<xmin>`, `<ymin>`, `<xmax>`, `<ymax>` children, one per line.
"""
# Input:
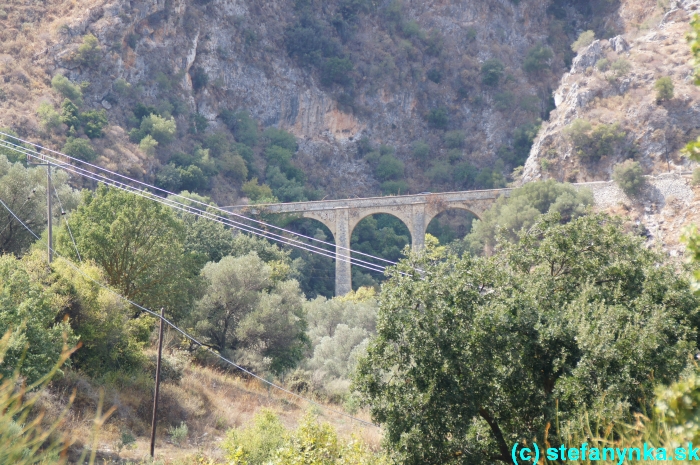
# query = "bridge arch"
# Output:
<box><xmin>348</xmin><ymin>208</ymin><xmax>414</xmax><ymax>245</ymax></box>
<box><xmin>425</xmin><ymin>207</ymin><xmax>479</xmax><ymax>245</ymax></box>
<box><xmin>424</xmin><ymin>204</ymin><xmax>482</xmax><ymax>234</ymax></box>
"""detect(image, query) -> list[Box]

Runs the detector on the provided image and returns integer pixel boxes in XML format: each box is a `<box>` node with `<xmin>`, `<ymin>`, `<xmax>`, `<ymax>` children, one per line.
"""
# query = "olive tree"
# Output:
<box><xmin>355</xmin><ymin>213</ymin><xmax>700</xmax><ymax>464</ymax></box>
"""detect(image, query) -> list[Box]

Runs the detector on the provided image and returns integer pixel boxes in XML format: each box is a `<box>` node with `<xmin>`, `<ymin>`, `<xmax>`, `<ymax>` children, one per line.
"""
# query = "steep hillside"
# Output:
<box><xmin>0</xmin><ymin>0</ymin><xmax>617</xmax><ymax>206</ymax></box>
<box><xmin>522</xmin><ymin>0</ymin><xmax>700</xmax><ymax>184</ymax></box>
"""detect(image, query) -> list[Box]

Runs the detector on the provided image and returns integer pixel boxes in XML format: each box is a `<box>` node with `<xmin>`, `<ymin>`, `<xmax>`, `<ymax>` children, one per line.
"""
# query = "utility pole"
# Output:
<box><xmin>150</xmin><ymin>308</ymin><xmax>165</xmax><ymax>458</ymax></box>
<box><xmin>47</xmin><ymin>163</ymin><xmax>52</xmax><ymax>264</ymax></box>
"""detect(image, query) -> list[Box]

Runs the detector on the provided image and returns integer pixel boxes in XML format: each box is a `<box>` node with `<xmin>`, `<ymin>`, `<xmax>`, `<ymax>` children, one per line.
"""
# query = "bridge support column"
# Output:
<box><xmin>410</xmin><ymin>203</ymin><xmax>426</xmax><ymax>251</ymax></box>
<box><xmin>335</xmin><ymin>208</ymin><xmax>352</xmax><ymax>296</ymax></box>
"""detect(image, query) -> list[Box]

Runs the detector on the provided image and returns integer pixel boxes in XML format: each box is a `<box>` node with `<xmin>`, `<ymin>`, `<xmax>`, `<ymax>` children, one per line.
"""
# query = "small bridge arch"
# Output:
<box><xmin>228</xmin><ymin>189</ymin><xmax>511</xmax><ymax>295</ymax></box>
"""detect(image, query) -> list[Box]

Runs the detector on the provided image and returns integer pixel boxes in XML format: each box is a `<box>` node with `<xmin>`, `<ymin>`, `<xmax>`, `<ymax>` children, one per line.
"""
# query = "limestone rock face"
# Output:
<box><xmin>522</xmin><ymin>0</ymin><xmax>700</xmax><ymax>186</ymax></box>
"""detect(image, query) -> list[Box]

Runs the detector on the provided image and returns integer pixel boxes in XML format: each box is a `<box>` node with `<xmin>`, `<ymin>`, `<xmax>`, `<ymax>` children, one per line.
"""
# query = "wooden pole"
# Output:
<box><xmin>150</xmin><ymin>308</ymin><xmax>165</xmax><ymax>458</ymax></box>
<box><xmin>47</xmin><ymin>163</ymin><xmax>52</xmax><ymax>264</ymax></box>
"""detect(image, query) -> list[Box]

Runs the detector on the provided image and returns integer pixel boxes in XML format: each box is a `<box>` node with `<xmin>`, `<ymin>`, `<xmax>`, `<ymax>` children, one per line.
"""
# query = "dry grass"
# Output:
<box><xmin>42</xmin><ymin>348</ymin><xmax>381</xmax><ymax>464</ymax></box>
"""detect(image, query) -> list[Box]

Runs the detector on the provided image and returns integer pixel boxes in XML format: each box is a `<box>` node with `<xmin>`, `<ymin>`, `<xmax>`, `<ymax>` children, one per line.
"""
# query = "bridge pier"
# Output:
<box><xmin>335</xmin><ymin>208</ymin><xmax>353</xmax><ymax>296</ymax></box>
<box><xmin>230</xmin><ymin>189</ymin><xmax>509</xmax><ymax>296</ymax></box>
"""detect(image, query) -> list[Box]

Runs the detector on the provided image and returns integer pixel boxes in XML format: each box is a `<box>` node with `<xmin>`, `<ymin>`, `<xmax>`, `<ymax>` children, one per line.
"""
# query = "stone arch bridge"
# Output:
<box><xmin>227</xmin><ymin>189</ymin><xmax>512</xmax><ymax>295</ymax></box>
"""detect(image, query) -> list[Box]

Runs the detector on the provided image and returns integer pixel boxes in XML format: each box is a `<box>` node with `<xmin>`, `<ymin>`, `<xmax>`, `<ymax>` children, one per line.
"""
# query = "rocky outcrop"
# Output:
<box><xmin>522</xmin><ymin>0</ymin><xmax>700</xmax><ymax>185</ymax></box>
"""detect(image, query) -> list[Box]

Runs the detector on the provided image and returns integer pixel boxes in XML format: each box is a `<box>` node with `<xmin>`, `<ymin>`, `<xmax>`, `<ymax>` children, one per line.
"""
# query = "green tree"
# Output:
<box><xmin>56</xmin><ymin>185</ymin><xmax>202</xmax><ymax>320</ymax></box>
<box><xmin>613</xmin><ymin>159</ymin><xmax>645</xmax><ymax>196</ymax></box>
<box><xmin>36</xmin><ymin>103</ymin><xmax>62</xmax><ymax>133</ymax></box>
<box><xmin>140</xmin><ymin>114</ymin><xmax>176</xmax><ymax>144</ymax></box>
<box><xmin>51</xmin><ymin>74</ymin><xmax>83</xmax><ymax>105</ymax></box>
<box><xmin>0</xmin><ymin>157</ymin><xmax>78</xmax><ymax>255</ymax></box>
<box><xmin>565</xmin><ymin>119</ymin><xmax>626</xmax><ymax>161</ymax></box>
<box><xmin>481</xmin><ymin>59</ymin><xmax>504</xmax><ymax>86</ymax></box>
<box><xmin>571</xmin><ymin>30</ymin><xmax>595</xmax><ymax>52</ymax></box>
<box><xmin>193</xmin><ymin>252</ymin><xmax>308</xmax><ymax>373</ymax></box>
<box><xmin>242</xmin><ymin>178</ymin><xmax>276</xmax><ymax>203</ymax></box>
<box><xmin>263</xmin><ymin>128</ymin><xmax>298</xmax><ymax>152</ymax></box>
<box><xmin>80</xmin><ymin>109</ymin><xmax>108</xmax><ymax>139</ymax></box>
<box><xmin>355</xmin><ymin>213</ymin><xmax>700</xmax><ymax>464</ymax></box>
<box><xmin>220</xmin><ymin>110</ymin><xmax>259</xmax><ymax>147</ymax></box>
<box><xmin>463</xmin><ymin>180</ymin><xmax>593</xmax><ymax>255</ymax></box>
<box><xmin>63</xmin><ymin>137</ymin><xmax>97</xmax><ymax>162</ymax></box>
<box><xmin>522</xmin><ymin>44</ymin><xmax>553</xmax><ymax>75</ymax></box>
<box><xmin>60</xmin><ymin>99</ymin><xmax>81</xmax><ymax>131</ymax></box>
<box><xmin>0</xmin><ymin>253</ymin><xmax>75</xmax><ymax>384</ymax></box>
<box><xmin>138</xmin><ymin>134</ymin><xmax>158</xmax><ymax>156</ymax></box>
<box><xmin>374</xmin><ymin>155</ymin><xmax>404</xmax><ymax>181</ymax></box>
<box><xmin>72</xmin><ymin>34</ymin><xmax>101</xmax><ymax>68</ymax></box>
<box><xmin>426</xmin><ymin>107</ymin><xmax>449</xmax><ymax>129</ymax></box>
<box><xmin>655</xmin><ymin>76</ymin><xmax>674</xmax><ymax>102</ymax></box>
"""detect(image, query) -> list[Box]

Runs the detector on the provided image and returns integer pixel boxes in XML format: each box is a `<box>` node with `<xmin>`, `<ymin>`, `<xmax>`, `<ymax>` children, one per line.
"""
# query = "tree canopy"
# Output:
<box><xmin>355</xmin><ymin>212</ymin><xmax>700</xmax><ymax>464</ymax></box>
<box><xmin>56</xmin><ymin>185</ymin><xmax>202</xmax><ymax>320</ymax></box>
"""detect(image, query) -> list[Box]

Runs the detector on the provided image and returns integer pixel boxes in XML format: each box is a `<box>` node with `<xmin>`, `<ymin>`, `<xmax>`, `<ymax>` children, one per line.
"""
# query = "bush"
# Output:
<box><xmin>221</xmin><ymin>110</ymin><xmax>259</xmax><ymax>147</ymax></box>
<box><xmin>218</xmin><ymin>152</ymin><xmax>248</xmax><ymax>182</ymax></box>
<box><xmin>426</xmin><ymin>68</ymin><xmax>442</xmax><ymax>83</ymax></box>
<box><xmin>72</xmin><ymin>34</ymin><xmax>101</xmax><ymax>68</ymax></box>
<box><xmin>51</xmin><ymin>74</ymin><xmax>83</xmax><ymax>105</ymax></box>
<box><xmin>80</xmin><ymin>109</ymin><xmax>108</xmax><ymax>139</ymax></box>
<box><xmin>37</xmin><ymin>102</ymin><xmax>62</xmax><ymax>132</ymax></box>
<box><xmin>426</xmin><ymin>160</ymin><xmax>451</xmax><ymax>184</ymax></box>
<box><xmin>426</xmin><ymin>107</ymin><xmax>449</xmax><ymax>129</ymax></box>
<box><xmin>263</xmin><ymin>127</ymin><xmax>297</xmax><ymax>151</ymax></box>
<box><xmin>168</xmin><ymin>422</ymin><xmax>188</xmax><ymax>447</ymax></box>
<box><xmin>443</xmin><ymin>130</ymin><xmax>465</xmax><ymax>149</ymax></box>
<box><xmin>242</xmin><ymin>178</ymin><xmax>276</xmax><ymax>203</ymax></box>
<box><xmin>380</xmin><ymin>180</ymin><xmax>409</xmax><ymax>195</ymax></box>
<box><xmin>571</xmin><ymin>30</ymin><xmax>595</xmax><ymax>52</ymax></box>
<box><xmin>374</xmin><ymin>154</ymin><xmax>404</xmax><ymax>181</ymax></box>
<box><xmin>156</xmin><ymin>163</ymin><xmax>182</xmax><ymax>191</ymax></box>
<box><xmin>179</xmin><ymin>164</ymin><xmax>207</xmax><ymax>191</ymax></box>
<box><xmin>140</xmin><ymin>114</ymin><xmax>176</xmax><ymax>144</ymax></box>
<box><xmin>565</xmin><ymin>119</ymin><xmax>626</xmax><ymax>161</ymax></box>
<box><xmin>610</xmin><ymin>58</ymin><xmax>631</xmax><ymax>78</ymax></box>
<box><xmin>693</xmin><ymin>167</ymin><xmax>700</xmax><ymax>186</ymax></box>
<box><xmin>523</xmin><ymin>44</ymin><xmax>553</xmax><ymax>74</ymax></box>
<box><xmin>320</xmin><ymin>57</ymin><xmax>353</xmax><ymax>87</ymax></box>
<box><xmin>613</xmin><ymin>159</ymin><xmax>645</xmax><ymax>196</ymax></box>
<box><xmin>63</xmin><ymin>136</ymin><xmax>97</xmax><ymax>161</ymax></box>
<box><xmin>191</xmin><ymin>67</ymin><xmax>209</xmax><ymax>91</ymax></box>
<box><xmin>222</xmin><ymin>409</ymin><xmax>286</xmax><ymax>463</ymax></box>
<box><xmin>412</xmin><ymin>140</ymin><xmax>430</xmax><ymax>163</ymax></box>
<box><xmin>481</xmin><ymin>58</ymin><xmax>504</xmax><ymax>86</ymax></box>
<box><xmin>139</xmin><ymin>135</ymin><xmax>158</xmax><ymax>156</ymax></box>
<box><xmin>655</xmin><ymin>76</ymin><xmax>674</xmax><ymax>102</ymax></box>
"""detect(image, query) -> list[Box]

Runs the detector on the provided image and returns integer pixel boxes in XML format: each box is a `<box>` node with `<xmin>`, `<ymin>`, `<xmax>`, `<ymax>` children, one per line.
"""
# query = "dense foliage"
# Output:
<box><xmin>355</xmin><ymin>213</ymin><xmax>700</xmax><ymax>464</ymax></box>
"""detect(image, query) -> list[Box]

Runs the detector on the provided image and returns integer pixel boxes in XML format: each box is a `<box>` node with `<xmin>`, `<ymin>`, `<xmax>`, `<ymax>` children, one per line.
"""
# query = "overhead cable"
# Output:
<box><xmin>0</xmin><ymin>139</ymin><xmax>394</xmax><ymax>274</ymax></box>
<box><xmin>0</xmin><ymin>140</ymin><xmax>389</xmax><ymax>274</ymax></box>
<box><xmin>0</xmin><ymin>131</ymin><xmax>400</xmax><ymax>266</ymax></box>
<box><xmin>0</xmin><ymin>195</ymin><xmax>380</xmax><ymax>429</ymax></box>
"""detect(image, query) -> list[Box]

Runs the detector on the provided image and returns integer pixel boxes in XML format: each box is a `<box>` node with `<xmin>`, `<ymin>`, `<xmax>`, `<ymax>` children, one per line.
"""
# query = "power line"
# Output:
<box><xmin>0</xmin><ymin>194</ymin><xmax>380</xmax><ymax>429</ymax></box>
<box><xmin>0</xmin><ymin>131</ymin><xmax>400</xmax><ymax>267</ymax></box>
<box><xmin>0</xmin><ymin>140</ymin><xmax>394</xmax><ymax>274</ymax></box>
<box><xmin>48</xmin><ymin>170</ymin><xmax>81</xmax><ymax>262</ymax></box>
<box><xmin>0</xmin><ymin>140</ymin><xmax>389</xmax><ymax>274</ymax></box>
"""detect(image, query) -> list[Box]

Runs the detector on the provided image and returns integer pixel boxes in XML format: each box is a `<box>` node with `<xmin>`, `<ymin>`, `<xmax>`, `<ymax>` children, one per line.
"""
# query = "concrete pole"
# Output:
<box><xmin>334</xmin><ymin>208</ymin><xmax>352</xmax><ymax>296</ymax></box>
<box><xmin>47</xmin><ymin>163</ymin><xmax>52</xmax><ymax>264</ymax></box>
<box><xmin>150</xmin><ymin>308</ymin><xmax>165</xmax><ymax>458</ymax></box>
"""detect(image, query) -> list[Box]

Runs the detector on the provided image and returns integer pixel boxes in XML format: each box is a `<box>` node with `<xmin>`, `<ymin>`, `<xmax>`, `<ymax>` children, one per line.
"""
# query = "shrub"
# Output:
<box><xmin>655</xmin><ymin>76</ymin><xmax>674</xmax><ymax>102</ymax></box>
<box><xmin>189</xmin><ymin>112</ymin><xmax>209</xmax><ymax>134</ymax></box>
<box><xmin>262</xmin><ymin>127</ymin><xmax>297</xmax><ymax>151</ymax></box>
<box><xmin>380</xmin><ymin>180</ymin><xmax>409</xmax><ymax>194</ymax></box>
<box><xmin>610</xmin><ymin>58</ymin><xmax>631</xmax><ymax>78</ymax></box>
<box><xmin>218</xmin><ymin>153</ymin><xmax>248</xmax><ymax>182</ymax></box>
<box><xmin>37</xmin><ymin>102</ymin><xmax>62</xmax><ymax>132</ymax></box>
<box><xmin>221</xmin><ymin>110</ymin><xmax>259</xmax><ymax>147</ymax></box>
<box><xmin>191</xmin><ymin>67</ymin><xmax>209</xmax><ymax>91</ymax></box>
<box><xmin>242</xmin><ymin>178</ymin><xmax>276</xmax><ymax>203</ymax></box>
<box><xmin>222</xmin><ymin>409</ymin><xmax>286</xmax><ymax>463</ymax></box>
<box><xmin>139</xmin><ymin>135</ymin><xmax>158</xmax><ymax>156</ymax></box>
<box><xmin>426</xmin><ymin>107</ymin><xmax>449</xmax><ymax>129</ymax></box>
<box><xmin>320</xmin><ymin>57</ymin><xmax>353</xmax><ymax>87</ymax></box>
<box><xmin>453</xmin><ymin>161</ymin><xmax>477</xmax><ymax>187</ymax></box>
<box><xmin>693</xmin><ymin>167</ymin><xmax>700</xmax><ymax>186</ymax></box>
<box><xmin>80</xmin><ymin>109</ymin><xmax>108</xmax><ymax>139</ymax></box>
<box><xmin>374</xmin><ymin>154</ymin><xmax>404</xmax><ymax>181</ymax></box>
<box><xmin>168</xmin><ymin>422</ymin><xmax>188</xmax><ymax>447</ymax></box>
<box><xmin>427</xmin><ymin>161</ymin><xmax>451</xmax><ymax>184</ymax></box>
<box><xmin>72</xmin><ymin>34</ymin><xmax>101</xmax><ymax>68</ymax></box>
<box><xmin>595</xmin><ymin>58</ymin><xmax>610</xmax><ymax>72</ymax></box>
<box><xmin>156</xmin><ymin>163</ymin><xmax>182</xmax><ymax>191</ymax></box>
<box><xmin>426</xmin><ymin>68</ymin><xmax>442</xmax><ymax>83</ymax></box>
<box><xmin>613</xmin><ymin>159</ymin><xmax>645</xmax><ymax>196</ymax></box>
<box><xmin>63</xmin><ymin>136</ymin><xmax>97</xmax><ymax>161</ymax></box>
<box><xmin>443</xmin><ymin>130</ymin><xmax>465</xmax><ymax>149</ymax></box>
<box><xmin>51</xmin><ymin>74</ymin><xmax>83</xmax><ymax>105</ymax></box>
<box><xmin>571</xmin><ymin>30</ymin><xmax>595</xmax><ymax>52</ymax></box>
<box><xmin>565</xmin><ymin>119</ymin><xmax>626</xmax><ymax>161</ymax></box>
<box><xmin>523</xmin><ymin>44</ymin><xmax>553</xmax><ymax>74</ymax></box>
<box><xmin>60</xmin><ymin>99</ymin><xmax>81</xmax><ymax>131</ymax></box>
<box><xmin>481</xmin><ymin>59</ymin><xmax>504</xmax><ymax>86</ymax></box>
<box><xmin>140</xmin><ymin>114</ymin><xmax>176</xmax><ymax>143</ymax></box>
<box><xmin>412</xmin><ymin>140</ymin><xmax>430</xmax><ymax>163</ymax></box>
